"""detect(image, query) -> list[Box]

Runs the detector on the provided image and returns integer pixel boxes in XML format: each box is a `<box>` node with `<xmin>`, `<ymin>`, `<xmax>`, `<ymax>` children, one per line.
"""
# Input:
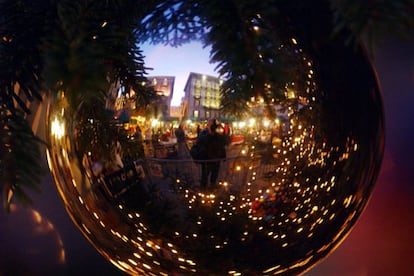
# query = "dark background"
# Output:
<box><xmin>0</xmin><ymin>37</ymin><xmax>413</xmax><ymax>275</ymax></box>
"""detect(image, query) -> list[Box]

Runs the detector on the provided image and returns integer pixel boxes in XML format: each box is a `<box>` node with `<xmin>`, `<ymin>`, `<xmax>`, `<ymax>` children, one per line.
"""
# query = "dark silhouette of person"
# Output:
<box><xmin>175</xmin><ymin>123</ymin><xmax>190</xmax><ymax>159</ymax></box>
<box><xmin>197</xmin><ymin>118</ymin><xmax>228</xmax><ymax>189</ymax></box>
<box><xmin>196</xmin><ymin>124</ymin><xmax>201</xmax><ymax>137</ymax></box>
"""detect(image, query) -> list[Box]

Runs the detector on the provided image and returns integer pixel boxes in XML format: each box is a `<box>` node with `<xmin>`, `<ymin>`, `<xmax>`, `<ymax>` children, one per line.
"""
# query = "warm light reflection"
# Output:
<box><xmin>44</xmin><ymin>21</ymin><xmax>383</xmax><ymax>276</ymax></box>
<box><xmin>51</xmin><ymin>117</ymin><xmax>65</xmax><ymax>139</ymax></box>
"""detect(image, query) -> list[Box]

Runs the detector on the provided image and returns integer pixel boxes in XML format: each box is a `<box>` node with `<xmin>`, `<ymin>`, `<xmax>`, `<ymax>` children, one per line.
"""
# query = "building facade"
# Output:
<box><xmin>147</xmin><ymin>76</ymin><xmax>175</xmax><ymax>119</ymax></box>
<box><xmin>182</xmin><ymin>72</ymin><xmax>223</xmax><ymax>121</ymax></box>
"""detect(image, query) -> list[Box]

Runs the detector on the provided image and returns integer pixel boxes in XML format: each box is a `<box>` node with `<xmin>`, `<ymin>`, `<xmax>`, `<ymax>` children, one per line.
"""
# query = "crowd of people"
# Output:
<box><xmin>91</xmin><ymin>116</ymin><xmax>291</xmax><ymax>195</ymax></box>
<box><xmin>149</xmin><ymin>118</ymin><xmax>231</xmax><ymax>189</ymax></box>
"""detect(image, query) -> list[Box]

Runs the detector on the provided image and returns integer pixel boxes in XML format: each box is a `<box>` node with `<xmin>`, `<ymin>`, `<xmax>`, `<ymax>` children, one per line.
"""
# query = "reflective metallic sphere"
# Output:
<box><xmin>45</xmin><ymin>14</ymin><xmax>384</xmax><ymax>276</ymax></box>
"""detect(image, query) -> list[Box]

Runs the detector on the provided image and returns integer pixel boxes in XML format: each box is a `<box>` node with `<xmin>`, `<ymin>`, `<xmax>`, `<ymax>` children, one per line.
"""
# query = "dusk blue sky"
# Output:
<box><xmin>140</xmin><ymin>41</ymin><xmax>218</xmax><ymax>106</ymax></box>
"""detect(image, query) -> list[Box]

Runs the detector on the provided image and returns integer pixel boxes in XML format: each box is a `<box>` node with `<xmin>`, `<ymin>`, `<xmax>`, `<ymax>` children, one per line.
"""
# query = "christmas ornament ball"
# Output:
<box><xmin>45</xmin><ymin>3</ymin><xmax>384</xmax><ymax>275</ymax></box>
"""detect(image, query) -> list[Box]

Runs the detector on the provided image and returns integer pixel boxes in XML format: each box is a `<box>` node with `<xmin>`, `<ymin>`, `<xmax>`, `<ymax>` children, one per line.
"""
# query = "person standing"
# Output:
<box><xmin>196</xmin><ymin>118</ymin><xmax>228</xmax><ymax>189</ymax></box>
<box><xmin>175</xmin><ymin>123</ymin><xmax>190</xmax><ymax>159</ymax></box>
<box><xmin>196</xmin><ymin>124</ymin><xmax>201</xmax><ymax>137</ymax></box>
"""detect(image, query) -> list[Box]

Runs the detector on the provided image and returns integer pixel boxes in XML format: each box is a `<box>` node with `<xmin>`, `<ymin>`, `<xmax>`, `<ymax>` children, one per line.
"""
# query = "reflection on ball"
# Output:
<box><xmin>45</xmin><ymin>10</ymin><xmax>383</xmax><ymax>276</ymax></box>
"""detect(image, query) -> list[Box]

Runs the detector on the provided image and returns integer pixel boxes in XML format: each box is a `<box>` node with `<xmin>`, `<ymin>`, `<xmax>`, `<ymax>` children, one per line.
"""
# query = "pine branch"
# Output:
<box><xmin>329</xmin><ymin>0</ymin><xmax>414</xmax><ymax>53</ymax></box>
<box><xmin>0</xmin><ymin>110</ymin><xmax>47</xmax><ymax>211</ymax></box>
<box><xmin>0</xmin><ymin>0</ymin><xmax>52</xmax><ymax>211</ymax></box>
<box><xmin>0</xmin><ymin>0</ymin><xmax>158</xmax><ymax>210</ymax></box>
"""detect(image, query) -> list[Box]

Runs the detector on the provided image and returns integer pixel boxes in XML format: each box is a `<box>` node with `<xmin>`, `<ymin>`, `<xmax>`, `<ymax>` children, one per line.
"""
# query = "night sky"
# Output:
<box><xmin>0</xmin><ymin>37</ymin><xmax>413</xmax><ymax>275</ymax></box>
